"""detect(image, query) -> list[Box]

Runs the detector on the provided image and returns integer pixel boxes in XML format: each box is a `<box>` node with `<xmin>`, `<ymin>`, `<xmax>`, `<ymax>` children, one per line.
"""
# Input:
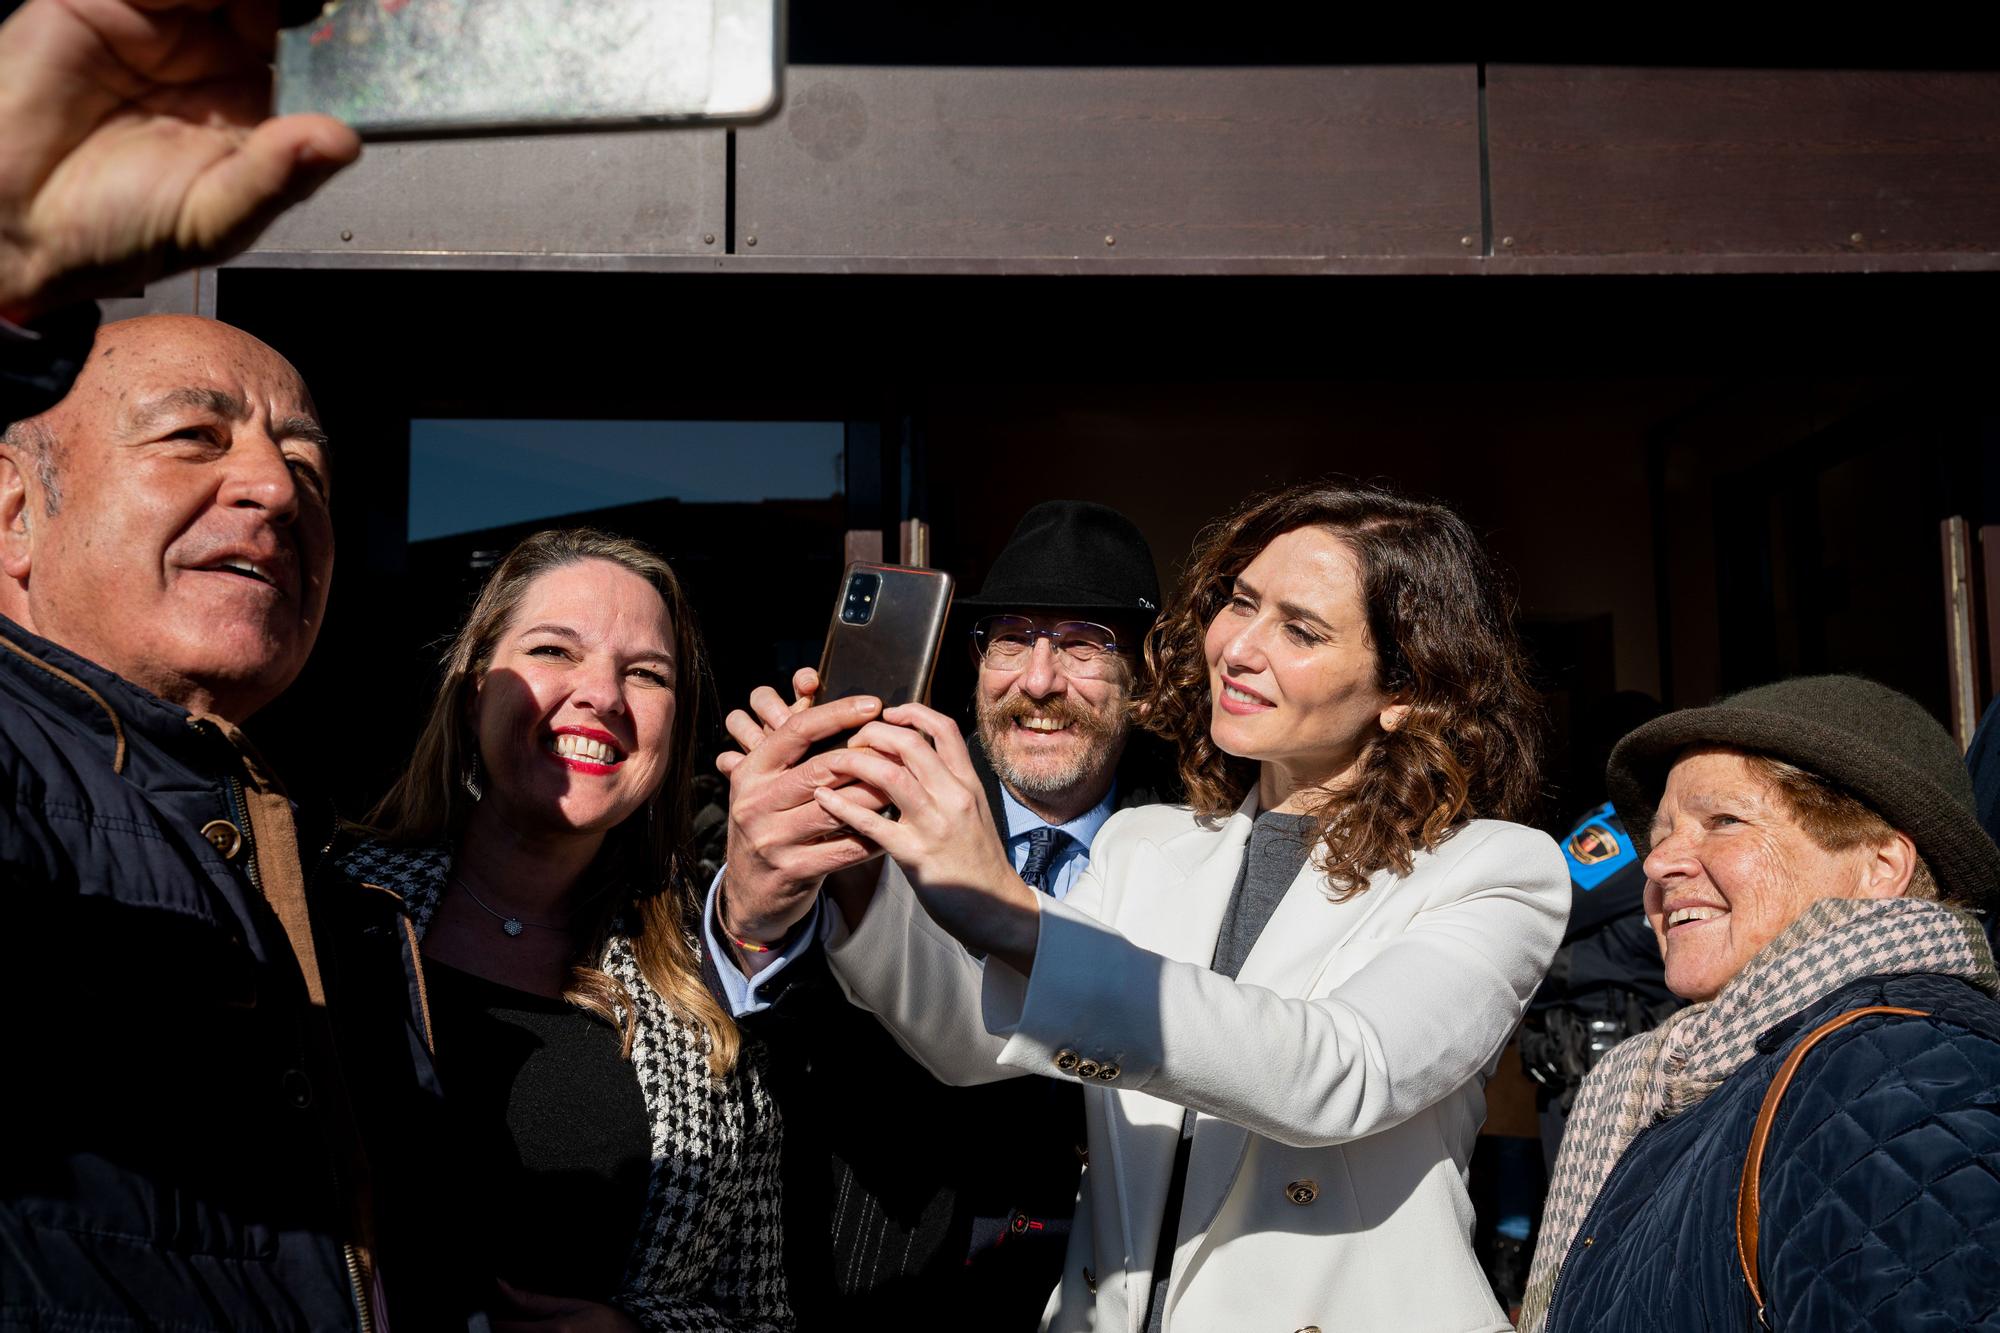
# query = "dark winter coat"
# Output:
<box><xmin>0</xmin><ymin>615</ymin><xmax>449</xmax><ymax>1332</ymax></box>
<box><xmin>1544</xmin><ymin>971</ymin><xmax>2000</xmax><ymax>1333</ymax></box>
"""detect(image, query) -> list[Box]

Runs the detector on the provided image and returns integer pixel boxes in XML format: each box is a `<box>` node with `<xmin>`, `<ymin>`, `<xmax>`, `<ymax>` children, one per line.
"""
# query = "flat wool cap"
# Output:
<box><xmin>1607</xmin><ymin>674</ymin><xmax>1999</xmax><ymax>910</ymax></box>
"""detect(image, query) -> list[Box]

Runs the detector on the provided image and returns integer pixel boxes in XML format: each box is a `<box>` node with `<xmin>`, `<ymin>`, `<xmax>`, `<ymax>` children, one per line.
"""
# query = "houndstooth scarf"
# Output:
<box><xmin>1517</xmin><ymin>896</ymin><xmax>1998</xmax><ymax>1333</ymax></box>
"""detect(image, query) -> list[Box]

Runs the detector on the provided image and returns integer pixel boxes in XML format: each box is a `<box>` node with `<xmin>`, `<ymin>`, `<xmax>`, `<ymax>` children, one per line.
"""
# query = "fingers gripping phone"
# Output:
<box><xmin>805</xmin><ymin>563</ymin><xmax>953</xmax><ymax>759</ymax></box>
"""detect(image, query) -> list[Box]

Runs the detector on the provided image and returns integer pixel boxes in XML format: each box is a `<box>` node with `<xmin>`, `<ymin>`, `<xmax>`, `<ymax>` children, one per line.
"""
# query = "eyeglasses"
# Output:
<box><xmin>970</xmin><ymin>616</ymin><xmax>1126</xmax><ymax>678</ymax></box>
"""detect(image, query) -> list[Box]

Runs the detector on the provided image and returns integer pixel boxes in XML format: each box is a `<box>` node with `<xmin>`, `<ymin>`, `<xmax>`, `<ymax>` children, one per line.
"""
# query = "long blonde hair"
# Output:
<box><xmin>368</xmin><ymin>528</ymin><xmax>738</xmax><ymax>1075</ymax></box>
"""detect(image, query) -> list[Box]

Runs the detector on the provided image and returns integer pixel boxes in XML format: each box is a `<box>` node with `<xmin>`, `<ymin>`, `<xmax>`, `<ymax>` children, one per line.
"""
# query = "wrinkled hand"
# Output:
<box><xmin>0</xmin><ymin>0</ymin><xmax>360</xmax><ymax>323</ymax></box>
<box><xmin>813</xmin><ymin>702</ymin><xmax>1043</xmax><ymax>974</ymax></box>
<box><xmin>490</xmin><ymin>1282</ymin><xmax>640</xmax><ymax>1333</ymax></box>
<box><xmin>718</xmin><ymin>688</ymin><xmax>890</xmax><ymax>971</ymax></box>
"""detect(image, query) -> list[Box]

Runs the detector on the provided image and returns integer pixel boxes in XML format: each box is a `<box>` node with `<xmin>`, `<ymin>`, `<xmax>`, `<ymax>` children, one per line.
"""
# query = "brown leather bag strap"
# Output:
<box><xmin>1735</xmin><ymin>1004</ymin><xmax>1927</xmax><ymax>1323</ymax></box>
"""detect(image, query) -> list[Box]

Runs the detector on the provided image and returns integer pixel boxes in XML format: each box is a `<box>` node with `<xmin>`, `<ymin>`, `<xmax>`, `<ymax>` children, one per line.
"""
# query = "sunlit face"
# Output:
<box><xmin>974</xmin><ymin>610</ymin><xmax>1133</xmax><ymax>809</ymax></box>
<box><xmin>1643</xmin><ymin>748</ymin><xmax>1898</xmax><ymax>1002</ymax></box>
<box><xmin>1203</xmin><ymin>526</ymin><xmax>1402</xmax><ymax>793</ymax></box>
<box><xmin>472</xmin><ymin>559</ymin><xmax>677</xmax><ymax>842</ymax></box>
<box><xmin>5</xmin><ymin>316</ymin><xmax>333</xmax><ymax>720</ymax></box>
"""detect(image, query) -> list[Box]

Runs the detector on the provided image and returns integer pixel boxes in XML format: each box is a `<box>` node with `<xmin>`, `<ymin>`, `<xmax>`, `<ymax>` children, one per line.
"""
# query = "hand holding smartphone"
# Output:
<box><xmin>804</xmin><ymin>563</ymin><xmax>953</xmax><ymax>759</ymax></box>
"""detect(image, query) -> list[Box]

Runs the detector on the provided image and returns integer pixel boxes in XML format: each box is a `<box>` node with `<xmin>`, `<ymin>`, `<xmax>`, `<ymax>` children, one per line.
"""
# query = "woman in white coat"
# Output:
<box><xmin>811</xmin><ymin>481</ymin><xmax>1569</xmax><ymax>1332</ymax></box>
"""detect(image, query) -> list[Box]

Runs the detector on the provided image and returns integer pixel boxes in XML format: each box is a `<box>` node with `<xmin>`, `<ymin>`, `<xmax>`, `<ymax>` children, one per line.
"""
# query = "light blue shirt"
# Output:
<box><xmin>705</xmin><ymin>780</ymin><xmax>1118</xmax><ymax>1017</ymax></box>
<box><xmin>998</xmin><ymin>781</ymin><xmax>1116</xmax><ymax>902</ymax></box>
<box><xmin>703</xmin><ymin>866</ymin><xmax>820</xmax><ymax>1018</ymax></box>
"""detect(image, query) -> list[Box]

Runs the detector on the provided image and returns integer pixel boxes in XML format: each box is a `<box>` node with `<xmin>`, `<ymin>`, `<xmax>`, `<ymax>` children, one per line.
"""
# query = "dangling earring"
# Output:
<box><xmin>463</xmin><ymin>751</ymin><xmax>484</xmax><ymax>802</ymax></box>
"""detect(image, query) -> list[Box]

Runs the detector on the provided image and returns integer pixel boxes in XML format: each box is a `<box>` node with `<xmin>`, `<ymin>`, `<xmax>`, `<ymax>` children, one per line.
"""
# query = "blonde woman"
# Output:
<box><xmin>338</xmin><ymin>528</ymin><xmax>788</xmax><ymax>1333</ymax></box>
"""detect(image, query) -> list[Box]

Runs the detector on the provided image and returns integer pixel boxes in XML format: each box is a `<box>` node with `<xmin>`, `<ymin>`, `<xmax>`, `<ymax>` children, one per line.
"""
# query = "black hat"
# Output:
<box><xmin>1606</xmin><ymin>674</ymin><xmax>2000</xmax><ymax>909</ymax></box>
<box><xmin>956</xmin><ymin>500</ymin><xmax>1161</xmax><ymax>623</ymax></box>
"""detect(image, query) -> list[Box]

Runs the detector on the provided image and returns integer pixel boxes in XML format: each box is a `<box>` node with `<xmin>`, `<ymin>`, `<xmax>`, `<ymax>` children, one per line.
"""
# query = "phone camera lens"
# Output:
<box><xmin>840</xmin><ymin>572</ymin><xmax>882</xmax><ymax>626</ymax></box>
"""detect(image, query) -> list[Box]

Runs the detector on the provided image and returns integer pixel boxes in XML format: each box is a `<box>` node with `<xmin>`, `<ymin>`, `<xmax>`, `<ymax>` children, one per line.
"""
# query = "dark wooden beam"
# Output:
<box><xmin>733</xmin><ymin>66</ymin><xmax>1482</xmax><ymax>261</ymax></box>
<box><xmin>1487</xmin><ymin>66</ymin><xmax>2000</xmax><ymax>261</ymax></box>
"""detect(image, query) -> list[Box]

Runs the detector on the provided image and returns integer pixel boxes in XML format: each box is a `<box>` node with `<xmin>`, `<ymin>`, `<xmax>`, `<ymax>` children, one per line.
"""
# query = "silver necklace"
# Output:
<box><xmin>450</xmin><ymin>874</ymin><xmax>567</xmax><ymax>939</ymax></box>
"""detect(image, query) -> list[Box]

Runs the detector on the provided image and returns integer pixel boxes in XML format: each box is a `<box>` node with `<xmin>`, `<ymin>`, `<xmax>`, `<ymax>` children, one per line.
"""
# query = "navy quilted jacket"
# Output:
<box><xmin>0</xmin><ymin>616</ymin><xmax>457</xmax><ymax>1331</ymax></box>
<box><xmin>1544</xmin><ymin>972</ymin><xmax>2000</xmax><ymax>1332</ymax></box>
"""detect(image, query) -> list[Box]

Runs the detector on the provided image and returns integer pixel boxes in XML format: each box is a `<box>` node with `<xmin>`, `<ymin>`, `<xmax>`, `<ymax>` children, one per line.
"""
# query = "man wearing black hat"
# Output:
<box><xmin>706</xmin><ymin>501</ymin><xmax>1174</xmax><ymax>1330</ymax></box>
<box><xmin>953</xmin><ymin>501</ymin><xmax>1167</xmax><ymax>903</ymax></box>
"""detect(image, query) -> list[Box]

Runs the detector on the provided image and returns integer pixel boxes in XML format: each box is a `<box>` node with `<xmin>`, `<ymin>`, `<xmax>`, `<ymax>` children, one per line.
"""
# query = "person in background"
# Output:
<box><xmin>1518</xmin><ymin>692</ymin><xmax>1681</xmax><ymax>1169</ymax></box>
<box><xmin>787</xmin><ymin>480</ymin><xmax>1568</xmax><ymax>1330</ymax></box>
<box><xmin>1488</xmin><ymin>694</ymin><xmax>1680</xmax><ymax>1313</ymax></box>
<box><xmin>337</xmin><ymin>528</ymin><xmax>791</xmax><ymax>1332</ymax></box>
<box><xmin>1520</xmin><ymin>675</ymin><xmax>2000</xmax><ymax>1333</ymax></box>
<box><xmin>1</xmin><ymin>0</ymin><xmax>358</xmax><ymax>421</ymax></box>
<box><xmin>712</xmin><ymin>500</ymin><xmax>1173</xmax><ymax>1330</ymax></box>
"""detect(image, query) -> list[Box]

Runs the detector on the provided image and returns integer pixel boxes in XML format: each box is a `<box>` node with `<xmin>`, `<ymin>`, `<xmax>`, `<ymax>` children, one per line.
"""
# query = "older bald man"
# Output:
<box><xmin>0</xmin><ymin>316</ymin><xmax>449</xmax><ymax>1331</ymax></box>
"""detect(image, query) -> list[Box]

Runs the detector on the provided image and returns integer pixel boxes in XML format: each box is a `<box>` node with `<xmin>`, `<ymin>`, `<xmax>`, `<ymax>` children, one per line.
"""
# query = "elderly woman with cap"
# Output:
<box><xmin>1520</xmin><ymin>675</ymin><xmax>2000</xmax><ymax>1333</ymax></box>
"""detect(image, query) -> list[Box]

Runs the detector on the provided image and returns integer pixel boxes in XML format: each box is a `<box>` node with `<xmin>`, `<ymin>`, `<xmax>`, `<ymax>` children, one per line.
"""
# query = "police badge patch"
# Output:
<box><xmin>1562</xmin><ymin>801</ymin><xmax>1639</xmax><ymax>890</ymax></box>
<box><xmin>1567</xmin><ymin>823</ymin><xmax>1620</xmax><ymax>865</ymax></box>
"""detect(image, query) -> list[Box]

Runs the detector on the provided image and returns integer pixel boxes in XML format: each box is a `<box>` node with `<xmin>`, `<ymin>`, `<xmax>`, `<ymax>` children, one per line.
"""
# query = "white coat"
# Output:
<box><xmin>824</xmin><ymin>797</ymin><xmax>1568</xmax><ymax>1333</ymax></box>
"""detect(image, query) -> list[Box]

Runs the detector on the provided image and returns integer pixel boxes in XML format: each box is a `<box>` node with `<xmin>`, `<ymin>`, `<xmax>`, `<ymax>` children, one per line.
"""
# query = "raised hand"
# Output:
<box><xmin>717</xmin><ymin>689</ymin><xmax>887</xmax><ymax>974</ymax></box>
<box><xmin>0</xmin><ymin>0</ymin><xmax>360</xmax><ymax>323</ymax></box>
<box><xmin>812</xmin><ymin>702</ymin><xmax>1044</xmax><ymax>975</ymax></box>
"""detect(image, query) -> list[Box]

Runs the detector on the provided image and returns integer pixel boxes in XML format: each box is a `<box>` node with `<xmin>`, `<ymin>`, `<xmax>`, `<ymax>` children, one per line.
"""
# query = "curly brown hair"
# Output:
<box><xmin>1140</xmin><ymin>480</ymin><xmax>1543</xmax><ymax>898</ymax></box>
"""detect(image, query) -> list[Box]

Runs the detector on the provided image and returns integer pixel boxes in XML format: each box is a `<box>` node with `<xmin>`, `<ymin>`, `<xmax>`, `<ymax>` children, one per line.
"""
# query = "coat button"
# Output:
<box><xmin>201</xmin><ymin>819</ymin><xmax>244</xmax><ymax>859</ymax></box>
<box><xmin>1295</xmin><ymin>1327</ymin><xmax>1323</xmax><ymax>1333</ymax></box>
<box><xmin>1075</xmin><ymin>1058</ymin><xmax>1101</xmax><ymax>1079</ymax></box>
<box><xmin>280</xmin><ymin>1068</ymin><xmax>314</xmax><ymax>1109</ymax></box>
<box><xmin>1082</xmin><ymin>1266</ymin><xmax>1096</xmax><ymax>1293</ymax></box>
<box><xmin>1286</xmin><ymin>1179</ymin><xmax>1318</xmax><ymax>1206</ymax></box>
<box><xmin>1053</xmin><ymin>1049</ymin><xmax>1081</xmax><ymax>1073</ymax></box>
<box><xmin>1095</xmin><ymin>1061</ymin><xmax>1121</xmax><ymax>1081</ymax></box>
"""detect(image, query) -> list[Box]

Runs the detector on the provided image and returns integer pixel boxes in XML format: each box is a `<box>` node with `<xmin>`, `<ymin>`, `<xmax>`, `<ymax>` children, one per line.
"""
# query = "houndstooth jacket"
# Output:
<box><xmin>336</xmin><ymin>840</ymin><xmax>791</xmax><ymax>1333</ymax></box>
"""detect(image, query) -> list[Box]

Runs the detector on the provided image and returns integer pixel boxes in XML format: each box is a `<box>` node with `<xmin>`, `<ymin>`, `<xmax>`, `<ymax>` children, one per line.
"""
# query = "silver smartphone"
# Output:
<box><xmin>274</xmin><ymin>0</ymin><xmax>782</xmax><ymax>140</ymax></box>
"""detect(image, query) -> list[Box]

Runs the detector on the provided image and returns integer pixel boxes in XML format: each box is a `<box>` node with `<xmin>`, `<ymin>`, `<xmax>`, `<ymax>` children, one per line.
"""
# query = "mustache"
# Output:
<box><xmin>992</xmin><ymin>693</ymin><xmax>1117</xmax><ymax>738</ymax></box>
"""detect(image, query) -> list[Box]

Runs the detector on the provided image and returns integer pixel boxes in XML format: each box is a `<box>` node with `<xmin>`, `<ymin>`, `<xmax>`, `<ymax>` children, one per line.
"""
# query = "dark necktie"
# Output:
<box><xmin>1018</xmin><ymin>826</ymin><xmax>1071</xmax><ymax>895</ymax></box>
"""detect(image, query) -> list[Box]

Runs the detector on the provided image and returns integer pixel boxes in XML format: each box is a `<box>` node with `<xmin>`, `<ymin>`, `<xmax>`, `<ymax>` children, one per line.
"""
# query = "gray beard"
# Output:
<box><xmin>976</xmin><ymin>710</ymin><xmax>1127</xmax><ymax>806</ymax></box>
